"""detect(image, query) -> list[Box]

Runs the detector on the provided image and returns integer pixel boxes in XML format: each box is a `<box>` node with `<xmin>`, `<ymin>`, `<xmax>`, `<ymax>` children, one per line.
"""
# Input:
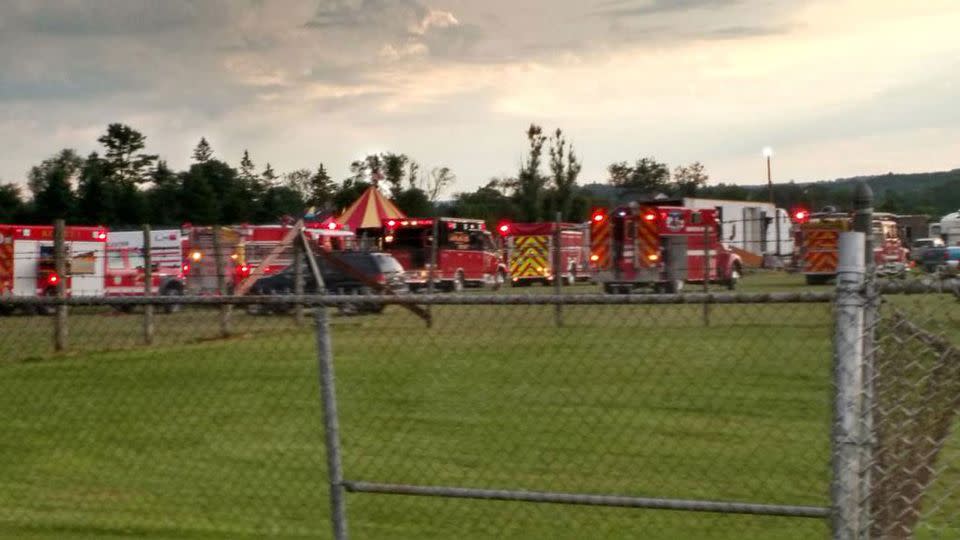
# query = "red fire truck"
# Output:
<box><xmin>792</xmin><ymin>210</ymin><xmax>909</xmax><ymax>284</ymax></box>
<box><xmin>237</xmin><ymin>223</ymin><xmax>356</xmax><ymax>277</ymax></box>
<box><xmin>383</xmin><ymin>217</ymin><xmax>505</xmax><ymax>291</ymax></box>
<box><xmin>0</xmin><ymin>225</ymin><xmax>185</xmax><ymax>315</ymax></box>
<box><xmin>497</xmin><ymin>222</ymin><xmax>588</xmax><ymax>286</ymax></box>
<box><xmin>589</xmin><ymin>205</ymin><xmax>743</xmax><ymax>293</ymax></box>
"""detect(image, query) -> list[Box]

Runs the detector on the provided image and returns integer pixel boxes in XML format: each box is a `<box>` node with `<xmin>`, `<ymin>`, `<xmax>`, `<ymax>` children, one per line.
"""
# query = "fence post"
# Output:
<box><xmin>427</xmin><ymin>219</ymin><xmax>438</xmax><ymax>328</ymax></box>
<box><xmin>702</xmin><ymin>223</ymin><xmax>710</xmax><ymax>327</ymax></box>
<box><xmin>851</xmin><ymin>181</ymin><xmax>876</xmax><ymax>537</ymax></box>
<box><xmin>212</xmin><ymin>225</ymin><xmax>231</xmax><ymax>338</ymax></box>
<box><xmin>294</xmin><ymin>235</ymin><xmax>304</xmax><ymax>326</ymax></box>
<box><xmin>553</xmin><ymin>212</ymin><xmax>563</xmax><ymax>328</ymax></box>
<box><xmin>143</xmin><ymin>225</ymin><xmax>155</xmax><ymax>345</ymax></box>
<box><xmin>831</xmin><ymin>231</ymin><xmax>867</xmax><ymax>540</ymax></box>
<box><xmin>314</xmin><ymin>307</ymin><xmax>349</xmax><ymax>540</ymax></box>
<box><xmin>53</xmin><ymin>219</ymin><xmax>68</xmax><ymax>352</ymax></box>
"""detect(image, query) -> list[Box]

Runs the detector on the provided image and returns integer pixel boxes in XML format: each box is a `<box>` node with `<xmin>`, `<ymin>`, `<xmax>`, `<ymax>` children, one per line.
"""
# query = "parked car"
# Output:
<box><xmin>246</xmin><ymin>251</ymin><xmax>408</xmax><ymax>314</ymax></box>
<box><xmin>919</xmin><ymin>246</ymin><xmax>960</xmax><ymax>273</ymax></box>
<box><xmin>909</xmin><ymin>237</ymin><xmax>945</xmax><ymax>263</ymax></box>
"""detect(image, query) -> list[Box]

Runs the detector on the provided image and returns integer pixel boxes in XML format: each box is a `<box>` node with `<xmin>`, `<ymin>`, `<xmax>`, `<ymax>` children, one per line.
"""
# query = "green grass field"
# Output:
<box><xmin>0</xmin><ymin>272</ymin><xmax>956</xmax><ymax>539</ymax></box>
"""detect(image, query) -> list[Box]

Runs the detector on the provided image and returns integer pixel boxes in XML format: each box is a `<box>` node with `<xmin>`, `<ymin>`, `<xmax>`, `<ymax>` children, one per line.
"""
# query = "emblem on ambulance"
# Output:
<box><xmin>666</xmin><ymin>211</ymin><xmax>685</xmax><ymax>232</ymax></box>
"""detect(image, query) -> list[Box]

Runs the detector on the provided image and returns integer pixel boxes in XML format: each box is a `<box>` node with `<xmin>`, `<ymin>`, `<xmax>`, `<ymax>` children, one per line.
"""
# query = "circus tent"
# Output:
<box><xmin>335</xmin><ymin>186</ymin><xmax>406</xmax><ymax>231</ymax></box>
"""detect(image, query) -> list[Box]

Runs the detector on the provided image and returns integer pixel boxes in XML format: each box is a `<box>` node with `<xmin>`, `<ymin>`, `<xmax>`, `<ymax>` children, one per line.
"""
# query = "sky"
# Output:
<box><xmin>1</xmin><ymin>0</ymin><xmax>959</xmax><ymax>196</ymax></box>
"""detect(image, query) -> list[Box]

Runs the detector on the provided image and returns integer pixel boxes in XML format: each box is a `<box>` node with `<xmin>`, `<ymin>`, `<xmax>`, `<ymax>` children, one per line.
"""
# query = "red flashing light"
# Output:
<box><xmin>96</xmin><ymin>230</ymin><xmax>107</xmax><ymax>240</ymax></box>
<box><xmin>591</xmin><ymin>210</ymin><xmax>606</xmax><ymax>223</ymax></box>
<box><xmin>643</xmin><ymin>211</ymin><xmax>657</xmax><ymax>222</ymax></box>
<box><xmin>498</xmin><ymin>222</ymin><xmax>511</xmax><ymax>236</ymax></box>
<box><xmin>47</xmin><ymin>273</ymin><xmax>60</xmax><ymax>285</ymax></box>
<box><xmin>327</xmin><ymin>222</ymin><xmax>339</xmax><ymax>230</ymax></box>
<box><xmin>387</xmin><ymin>220</ymin><xmax>397</xmax><ymax>228</ymax></box>
<box><xmin>182</xmin><ymin>263</ymin><xmax>191</xmax><ymax>273</ymax></box>
<box><xmin>791</xmin><ymin>207</ymin><xmax>810</xmax><ymax>224</ymax></box>
<box><xmin>447</xmin><ymin>222</ymin><xmax>456</xmax><ymax>230</ymax></box>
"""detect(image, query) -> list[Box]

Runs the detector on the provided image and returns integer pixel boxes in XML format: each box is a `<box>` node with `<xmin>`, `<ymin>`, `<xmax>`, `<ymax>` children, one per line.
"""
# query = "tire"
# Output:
<box><xmin>451</xmin><ymin>272</ymin><xmax>465</xmax><ymax>293</ymax></box>
<box><xmin>666</xmin><ymin>279</ymin><xmax>684</xmax><ymax>294</ymax></box>
<box><xmin>492</xmin><ymin>269</ymin><xmax>506</xmax><ymax>291</ymax></box>
<box><xmin>805</xmin><ymin>274</ymin><xmax>830</xmax><ymax>286</ymax></box>
<box><xmin>726</xmin><ymin>263</ymin><xmax>742</xmax><ymax>291</ymax></box>
<box><xmin>160</xmin><ymin>284</ymin><xmax>183</xmax><ymax>314</ymax></box>
<box><xmin>0</xmin><ymin>304</ymin><xmax>13</xmax><ymax>317</ymax></box>
<box><xmin>112</xmin><ymin>305</ymin><xmax>136</xmax><ymax>314</ymax></box>
<box><xmin>35</xmin><ymin>288</ymin><xmax>57</xmax><ymax>316</ymax></box>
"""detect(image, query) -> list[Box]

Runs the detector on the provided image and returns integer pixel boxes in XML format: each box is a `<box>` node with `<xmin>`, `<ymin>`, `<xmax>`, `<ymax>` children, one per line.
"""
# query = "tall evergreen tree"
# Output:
<box><xmin>145</xmin><ymin>161</ymin><xmax>181</xmax><ymax>225</ymax></box>
<box><xmin>0</xmin><ymin>184</ymin><xmax>25</xmax><ymax>222</ymax></box>
<box><xmin>96</xmin><ymin>123</ymin><xmax>157</xmax><ymax>186</ymax></box>
<box><xmin>514</xmin><ymin>124</ymin><xmax>548</xmax><ymax>221</ymax></box>
<box><xmin>193</xmin><ymin>137</ymin><xmax>213</xmax><ymax>163</ymax></box>
<box><xmin>76</xmin><ymin>152</ymin><xmax>115</xmax><ymax>224</ymax></box>
<box><xmin>261</xmin><ymin>163</ymin><xmax>278</xmax><ymax>186</ymax></box>
<box><xmin>308</xmin><ymin>164</ymin><xmax>335</xmax><ymax>210</ymax></box>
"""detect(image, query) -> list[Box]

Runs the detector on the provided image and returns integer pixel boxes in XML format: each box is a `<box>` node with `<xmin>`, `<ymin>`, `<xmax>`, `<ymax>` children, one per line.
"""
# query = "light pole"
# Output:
<box><xmin>763</xmin><ymin>146</ymin><xmax>780</xmax><ymax>257</ymax></box>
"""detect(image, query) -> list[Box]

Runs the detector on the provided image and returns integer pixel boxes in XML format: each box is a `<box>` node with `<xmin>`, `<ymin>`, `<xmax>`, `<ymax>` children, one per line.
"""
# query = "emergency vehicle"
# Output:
<box><xmin>496</xmin><ymin>222</ymin><xmax>588</xmax><ymax>286</ymax></box>
<box><xmin>589</xmin><ymin>205</ymin><xmax>743</xmax><ymax>294</ymax></box>
<box><xmin>383</xmin><ymin>217</ymin><xmax>506</xmax><ymax>291</ymax></box>
<box><xmin>108</xmin><ymin>229</ymin><xmax>185</xmax><ymax>275</ymax></box>
<box><xmin>0</xmin><ymin>225</ymin><xmax>185</xmax><ymax>315</ymax></box>
<box><xmin>181</xmin><ymin>225</ymin><xmax>244</xmax><ymax>294</ymax></box>
<box><xmin>237</xmin><ymin>223</ymin><xmax>356</xmax><ymax>277</ymax></box>
<box><xmin>793</xmin><ymin>210</ymin><xmax>909</xmax><ymax>284</ymax></box>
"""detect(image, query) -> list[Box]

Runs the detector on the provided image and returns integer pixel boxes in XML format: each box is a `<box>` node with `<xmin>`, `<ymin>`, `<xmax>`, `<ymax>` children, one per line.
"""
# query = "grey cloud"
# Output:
<box><xmin>0</xmin><ymin>0</ymin><xmax>250</xmax><ymax>35</ymax></box>
<box><xmin>593</xmin><ymin>0</ymin><xmax>743</xmax><ymax>17</ymax></box>
<box><xmin>305</xmin><ymin>0</ymin><xmax>426</xmax><ymax>31</ymax></box>
<box><xmin>706</xmin><ymin>24</ymin><xmax>793</xmax><ymax>40</ymax></box>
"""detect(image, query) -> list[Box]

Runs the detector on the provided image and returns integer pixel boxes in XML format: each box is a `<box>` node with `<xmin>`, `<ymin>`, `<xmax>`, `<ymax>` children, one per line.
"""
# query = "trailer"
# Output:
<box><xmin>497</xmin><ymin>222</ymin><xmax>587</xmax><ymax>286</ymax></box>
<box><xmin>589</xmin><ymin>205</ymin><xmax>743</xmax><ymax>294</ymax></box>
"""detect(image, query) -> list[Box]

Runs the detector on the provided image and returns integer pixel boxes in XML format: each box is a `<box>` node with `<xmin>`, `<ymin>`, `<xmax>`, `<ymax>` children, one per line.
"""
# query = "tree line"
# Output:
<box><xmin>10</xmin><ymin>120</ymin><xmax>920</xmax><ymax>229</ymax></box>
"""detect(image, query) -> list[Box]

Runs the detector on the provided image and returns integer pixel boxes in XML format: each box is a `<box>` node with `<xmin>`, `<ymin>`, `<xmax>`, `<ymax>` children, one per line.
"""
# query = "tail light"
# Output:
<box><xmin>375</xmin><ymin>274</ymin><xmax>386</xmax><ymax>284</ymax></box>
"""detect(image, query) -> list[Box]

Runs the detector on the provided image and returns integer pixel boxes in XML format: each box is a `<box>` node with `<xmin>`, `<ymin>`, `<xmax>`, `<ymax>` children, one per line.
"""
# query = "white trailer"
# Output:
<box><xmin>681</xmin><ymin>198</ymin><xmax>793</xmax><ymax>257</ymax></box>
<box><xmin>930</xmin><ymin>210</ymin><xmax>960</xmax><ymax>246</ymax></box>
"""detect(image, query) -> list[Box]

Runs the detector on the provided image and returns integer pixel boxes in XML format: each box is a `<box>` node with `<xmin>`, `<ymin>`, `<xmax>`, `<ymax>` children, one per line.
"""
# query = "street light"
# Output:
<box><xmin>763</xmin><ymin>147</ymin><xmax>780</xmax><ymax>257</ymax></box>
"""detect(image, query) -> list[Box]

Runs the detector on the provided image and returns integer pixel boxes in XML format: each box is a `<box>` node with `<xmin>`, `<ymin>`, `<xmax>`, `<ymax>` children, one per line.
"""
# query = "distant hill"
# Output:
<box><xmin>582</xmin><ymin>169</ymin><xmax>960</xmax><ymax>218</ymax></box>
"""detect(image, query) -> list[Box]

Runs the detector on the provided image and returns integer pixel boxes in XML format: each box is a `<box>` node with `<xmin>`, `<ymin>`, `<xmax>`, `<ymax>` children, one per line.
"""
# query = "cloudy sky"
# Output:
<box><xmin>1</xmin><ymin>0</ymin><xmax>959</xmax><ymax>194</ymax></box>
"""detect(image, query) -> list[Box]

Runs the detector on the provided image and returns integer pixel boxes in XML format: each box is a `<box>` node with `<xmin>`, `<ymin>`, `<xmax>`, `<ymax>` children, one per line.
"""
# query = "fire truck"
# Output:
<box><xmin>793</xmin><ymin>210</ymin><xmax>909</xmax><ymax>284</ymax></box>
<box><xmin>589</xmin><ymin>205</ymin><xmax>743</xmax><ymax>294</ymax></box>
<box><xmin>383</xmin><ymin>217</ymin><xmax>505</xmax><ymax>291</ymax></box>
<box><xmin>496</xmin><ymin>222</ymin><xmax>588</xmax><ymax>286</ymax></box>
<box><xmin>108</xmin><ymin>229</ymin><xmax>186</xmax><ymax>275</ymax></box>
<box><xmin>237</xmin><ymin>223</ymin><xmax>355</xmax><ymax>277</ymax></box>
<box><xmin>0</xmin><ymin>225</ymin><xmax>185</xmax><ymax>315</ymax></box>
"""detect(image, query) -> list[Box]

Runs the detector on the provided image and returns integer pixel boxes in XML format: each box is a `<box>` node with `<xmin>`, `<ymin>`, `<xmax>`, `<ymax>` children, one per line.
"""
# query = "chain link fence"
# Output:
<box><xmin>0</xmin><ymin>275</ymin><xmax>957</xmax><ymax>538</ymax></box>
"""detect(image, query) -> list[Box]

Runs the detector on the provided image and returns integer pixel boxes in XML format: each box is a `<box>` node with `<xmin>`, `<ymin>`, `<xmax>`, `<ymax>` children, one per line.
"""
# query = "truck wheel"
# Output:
<box><xmin>667</xmin><ymin>279</ymin><xmax>684</xmax><ymax>294</ymax></box>
<box><xmin>160</xmin><ymin>285</ymin><xmax>183</xmax><ymax>314</ymax></box>
<box><xmin>492</xmin><ymin>269</ymin><xmax>506</xmax><ymax>291</ymax></box>
<box><xmin>726</xmin><ymin>263</ymin><xmax>742</xmax><ymax>291</ymax></box>
<box><xmin>451</xmin><ymin>272</ymin><xmax>465</xmax><ymax>293</ymax></box>
<box><xmin>805</xmin><ymin>275</ymin><xmax>830</xmax><ymax>285</ymax></box>
<box><xmin>36</xmin><ymin>288</ymin><xmax>58</xmax><ymax>316</ymax></box>
<box><xmin>0</xmin><ymin>304</ymin><xmax>13</xmax><ymax>316</ymax></box>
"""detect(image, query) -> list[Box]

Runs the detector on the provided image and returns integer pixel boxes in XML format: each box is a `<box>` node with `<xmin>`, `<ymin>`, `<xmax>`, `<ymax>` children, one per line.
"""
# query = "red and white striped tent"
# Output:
<box><xmin>335</xmin><ymin>186</ymin><xmax>406</xmax><ymax>231</ymax></box>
